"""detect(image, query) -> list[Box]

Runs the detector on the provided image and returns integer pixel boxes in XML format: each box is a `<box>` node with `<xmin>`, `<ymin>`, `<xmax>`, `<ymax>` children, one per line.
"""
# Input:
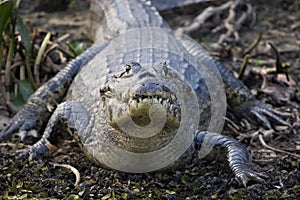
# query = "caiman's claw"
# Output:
<box><xmin>194</xmin><ymin>131</ymin><xmax>269</xmax><ymax>186</ymax></box>
<box><xmin>0</xmin><ymin>116</ymin><xmax>38</xmax><ymax>142</ymax></box>
<box><xmin>0</xmin><ymin>119</ymin><xmax>38</xmax><ymax>141</ymax></box>
<box><xmin>233</xmin><ymin>163</ymin><xmax>269</xmax><ymax>187</ymax></box>
<box><xmin>233</xmin><ymin>100</ymin><xmax>290</xmax><ymax>129</ymax></box>
<box><xmin>16</xmin><ymin>141</ymin><xmax>52</xmax><ymax>161</ymax></box>
<box><xmin>16</xmin><ymin>148</ymin><xmax>31</xmax><ymax>160</ymax></box>
<box><xmin>0</xmin><ymin>105</ymin><xmax>46</xmax><ymax>142</ymax></box>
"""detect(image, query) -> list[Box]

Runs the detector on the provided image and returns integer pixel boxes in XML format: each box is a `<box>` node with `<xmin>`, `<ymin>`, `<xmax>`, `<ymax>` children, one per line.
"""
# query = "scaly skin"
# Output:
<box><xmin>0</xmin><ymin>0</ymin><xmax>290</xmax><ymax>186</ymax></box>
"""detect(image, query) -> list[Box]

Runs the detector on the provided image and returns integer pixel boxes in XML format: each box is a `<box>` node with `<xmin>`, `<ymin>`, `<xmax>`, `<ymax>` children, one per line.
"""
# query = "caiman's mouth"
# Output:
<box><xmin>100</xmin><ymin>81</ymin><xmax>181</xmax><ymax>153</ymax></box>
<box><xmin>130</xmin><ymin>82</ymin><xmax>180</xmax><ymax>122</ymax></box>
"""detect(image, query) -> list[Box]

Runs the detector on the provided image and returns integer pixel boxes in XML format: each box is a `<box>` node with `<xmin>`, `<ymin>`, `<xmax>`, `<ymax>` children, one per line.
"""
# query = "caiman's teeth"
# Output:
<box><xmin>104</xmin><ymin>91</ymin><xmax>112</xmax><ymax>98</ymax></box>
<box><xmin>170</xmin><ymin>104</ymin><xmax>174</xmax><ymax>110</ymax></box>
<box><xmin>118</xmin><ymin>94</ymin><xmax>122</xmax><ymax>100</ymax></box>
<box><xmin>162</xmin><ymin>100</ymin><xmax>168</xmax><ymax>107</ymax></box>
<box><xmin>170</xmin><ymin>104</ymin><xmax>178</xmax><ymax>115</ymax></box>
<box><xmin>130</xmin><ymin>96</ymin><xmax>179</xmax><ymax>110</ymax></box>
<box><xmin>130</xmin><ymin>100</ymin><xmax>137</xmax><ymax>107</ymax></box>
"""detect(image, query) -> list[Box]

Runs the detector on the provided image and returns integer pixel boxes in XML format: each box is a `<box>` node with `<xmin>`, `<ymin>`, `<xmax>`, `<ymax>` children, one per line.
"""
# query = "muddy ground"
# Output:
<box><xmin>0</xmin><ymin>0</ymin><xmax>299</xmax><ymax>199</ymax></box>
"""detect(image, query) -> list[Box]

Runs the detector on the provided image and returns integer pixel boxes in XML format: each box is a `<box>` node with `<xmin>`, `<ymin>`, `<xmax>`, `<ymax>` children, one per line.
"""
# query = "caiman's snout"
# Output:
<box><xmin>101</xmin><ymin>80</ymin><xmax>182</xmax><ymax>153</ymax></box>
<box><xmin>100</xmin><ymin>78</ymin><xmax>181</xmax><ymax>142</ymax></box>
<box><xmin>99</xmin><ymin>61</ymin><xmax>182</xmax><ymax>152</ymax></box>
<box><xmin>129</xmin><ymin>82</ymin><xmax>180</xmax><ymax>122</ymax></box>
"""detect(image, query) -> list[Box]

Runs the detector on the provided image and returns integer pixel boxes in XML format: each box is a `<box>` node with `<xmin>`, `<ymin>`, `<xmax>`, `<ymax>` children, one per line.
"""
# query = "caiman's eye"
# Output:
<box><xmin>125</xmin><ymin>63</ymin><xmax>132</xmax><ymax>72</ymax></box>
<box><xmin>112</xmin><ymin>62</ymin><xmax>135</xmax><ymax>79</ymax></box>
<box><xmin>111</xmin><ymin>61</ymin><xmax>144</xmax><ymax>79</ymax></box>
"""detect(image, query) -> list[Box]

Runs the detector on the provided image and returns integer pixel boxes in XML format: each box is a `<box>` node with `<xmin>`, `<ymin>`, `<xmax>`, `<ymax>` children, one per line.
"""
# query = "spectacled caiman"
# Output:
<box><xmin>0</xmin><ymin>0</ymin><xmax>290</xmax><ymax>186</ymax></box>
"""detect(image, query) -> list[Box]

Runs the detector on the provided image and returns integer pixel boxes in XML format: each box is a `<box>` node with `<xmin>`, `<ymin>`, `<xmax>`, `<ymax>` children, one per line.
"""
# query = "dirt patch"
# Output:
<box><xmin>0</xmin><ymin>0</ymin><xmax>299</xmax><ymax>199</ymax></box>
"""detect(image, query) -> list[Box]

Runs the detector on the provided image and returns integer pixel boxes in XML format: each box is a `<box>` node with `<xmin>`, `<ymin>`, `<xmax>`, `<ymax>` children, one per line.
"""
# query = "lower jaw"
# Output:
<box><xmin>108</xmin><ymin>115</ymin><xmax>180</xmax><ymax>153</ymax></box>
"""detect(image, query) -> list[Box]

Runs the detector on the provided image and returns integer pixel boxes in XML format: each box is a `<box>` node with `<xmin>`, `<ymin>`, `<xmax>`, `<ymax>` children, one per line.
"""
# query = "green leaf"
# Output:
<box><xmin>101</xmin><ymin>193</ymin><xmax>111</xmax><ymax>200</ymax></box>
<box><xmin>0</xmin><ymin>0</ymin><xmax>14</xmax><ymax>36</ymax></box>
<box><xmin>16</xmin><ymin>14</ymin><xmax>31</xmax><ymax>52</ymax></box>
<box><xmin>9</xmin><ymin>90</ymin><xmax>25</xmax><ymax>112</ymax></box>
<box><xmin>121</xmin><ymin>193</ymin><xmax>128</xmax><ymax>200</ymax></box>
<box><xmin>18</xmin><ymin>79</ymin><xmax>34</xmax><ymax>102</ymax></box>
<box><xmin>67</xmin><ymin>194</ymin><xmax>81</xmax><ymax>200</ymax></box>
<box><xmin>67</xmin><ymin>41</ymin><xmax>85</xmax><ymax>56</ymax></box>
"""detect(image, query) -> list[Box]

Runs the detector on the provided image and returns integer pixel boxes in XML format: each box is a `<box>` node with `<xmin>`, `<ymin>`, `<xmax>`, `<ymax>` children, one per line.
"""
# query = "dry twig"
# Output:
<box><xmin>258</xmin><ymin>132</ymin><xmax>300</xmax><ymax>159</ymax></box>
<box><xmin>51</xmin><ymin>162</ymin><xmax>81</xmax><ymax>186</ymax></box>
<box><xmin>176</xmin><ymin>0</ymin><xmax>255</xmax><ymax>44</ymax></box>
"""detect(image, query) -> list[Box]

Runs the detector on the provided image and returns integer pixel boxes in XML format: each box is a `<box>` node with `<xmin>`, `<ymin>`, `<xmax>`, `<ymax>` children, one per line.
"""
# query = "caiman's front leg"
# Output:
<box><xmin>213</xmin><ymin>60</ymin><xmax>291</xmax><ymax>129</ymax></box>
<box><xmin>179</xmin><ymin>37</ymin><xmax>291</xmax><ymax>129</ymax></box>
<box><xmin>19</xmin><ymin>101</ymin><xmax>89</xmax><ymax>160</ymax></box>
<box><xmin>0</xmin><ymin>42</ymin><xmax>107</xmax><ymax>141</ymax></box>
<box><xmin>194</xmin><ymin>131</ymin><xmax>268</xmax><ymax>186</ymax></box>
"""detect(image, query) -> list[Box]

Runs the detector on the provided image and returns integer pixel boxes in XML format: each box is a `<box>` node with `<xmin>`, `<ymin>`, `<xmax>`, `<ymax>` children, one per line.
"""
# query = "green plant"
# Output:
<box><xmin>0</xmin><ymin>1</ymin><xmax>91</xmax><ymax>113</ymax></box>
<box><xmin>0</xmin><ymin>0</ymin><xmax>35</xmax><ymax>112</ymax></box>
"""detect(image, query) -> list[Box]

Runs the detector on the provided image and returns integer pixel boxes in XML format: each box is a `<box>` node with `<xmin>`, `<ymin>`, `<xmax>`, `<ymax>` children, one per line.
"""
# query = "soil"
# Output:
<box><xmin>0</xmin><ymin>0</ymin><xmax>299</xmax><ymax>199</ymax></box>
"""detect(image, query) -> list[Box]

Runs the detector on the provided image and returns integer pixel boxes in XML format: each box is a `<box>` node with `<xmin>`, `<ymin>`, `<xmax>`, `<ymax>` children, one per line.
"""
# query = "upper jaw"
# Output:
<box><xmin>100</xmin><ymin>81</ymin><xmax>181</xmax><ymax>119</ymax></box>
<box><xmin>100</xmin><ymin>81</ymin><xmax>176</xmax><ymax>102</ymax></box>
<box><xmin>100</xmin><ymin>83</ymin><xmax>177</xmax><ymax>107</ymax></box>
<box><xmin>131</xmin><ymin>83</ymin><xmax>176</xmax><ymax>102</ymax></box>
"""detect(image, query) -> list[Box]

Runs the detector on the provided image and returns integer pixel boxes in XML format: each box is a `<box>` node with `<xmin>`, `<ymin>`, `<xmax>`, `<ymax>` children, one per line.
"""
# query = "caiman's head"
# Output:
<box><xmin>99</xmin><ymin>61</ymin><xmax>181</xmax><ymax>152</ymax></box>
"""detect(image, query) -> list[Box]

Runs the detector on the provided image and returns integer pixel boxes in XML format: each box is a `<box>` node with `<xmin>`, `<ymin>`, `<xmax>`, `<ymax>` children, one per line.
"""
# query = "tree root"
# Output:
<box><xmin>176</xmin><ymin>0</ymin><xmax>256</xmax><ymax>44</ymax></box>
<box><xmin>258</xmin><ymin>131</ymin><xmax>300</xmax><ymax>159</ymax></box>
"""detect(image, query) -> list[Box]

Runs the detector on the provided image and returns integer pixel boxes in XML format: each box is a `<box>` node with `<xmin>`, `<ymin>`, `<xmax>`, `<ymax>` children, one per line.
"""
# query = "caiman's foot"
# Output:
<box><xmin>232</xmin><ymin>161</ymin><xmax>268</xmax><ymax>186</ymax></box>
<box><xmin>0</xmin><ymin>101</ymin><xmax>49</xmax><ymax>142</ymax></box>
<box><xmin>194</xmin><ymin>131</ymin><xmax>268</xmax><ymax>186</ymax></box>
<box><xmin>233</xmin><ymin>100</ymin><xmax>291</xmax><ymax>130</ymax></box>
<box><xmin>16</xmin><ymin>138</ymin><xmax>58</xmax><ymax>161</ymax></box>
<box><xmin>14</xmin><ymin>101</ymin><xmax>89</xmax><ymax>161</ymax></box>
